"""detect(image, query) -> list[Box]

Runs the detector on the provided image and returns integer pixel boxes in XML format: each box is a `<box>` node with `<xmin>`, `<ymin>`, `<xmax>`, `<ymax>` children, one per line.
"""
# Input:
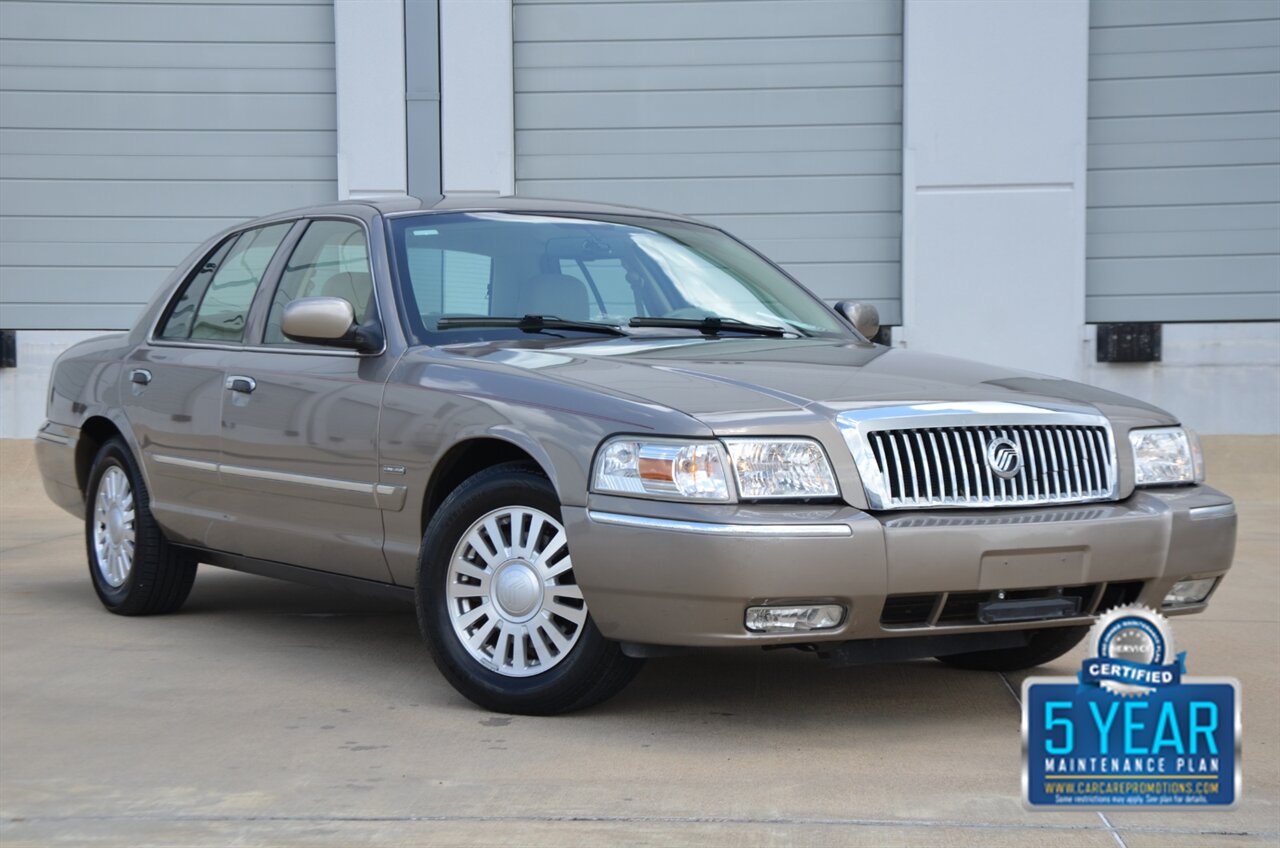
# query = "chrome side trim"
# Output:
<box><xmin>36</xmin><ymin>422</ymin><xmax>77</xmax><ymax>446</ymax></box>
<box><xmin>148</xmin><ymin>455</ymin><xmax>407</xmax><ymax>511</ymax></box>
<box><xmin>587</xmin><ymin>510</ymin><xmax>853</xmax><ymax>537</ymax></box>
<box><xmin>220</xmin><ymin>464</ymin><xmax>408</xmax><ymax>511</ymax></box>
<box><xmin>151</xmin><ymin>453</ymin><xmax>219</xmax><ymax>474</ymax></box>
<box><xmin>374</xmin><ymin>484</ymin><xmax>408</xmax><ymax>512</ymax></box>
<box><xmin>221</xmin><ymin>463</ymin><xmax>373</xmax><ymax>493</ymax></box>
<box><xmin>1189</xmin><ymin>503</ymin><xmax>1236</xmax><ymax>521</ymax></box>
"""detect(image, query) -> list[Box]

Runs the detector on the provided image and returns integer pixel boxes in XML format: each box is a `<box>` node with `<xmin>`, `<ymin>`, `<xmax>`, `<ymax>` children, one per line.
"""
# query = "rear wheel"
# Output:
<box><xmin>416</xmin><ymin>463</ymin><xmax>642</xmax><ymax>714</ymax></box>
<box><xmin>85</xmin><ymin>438</ymin><xmax>197</xmax><ymax>615</ymax></box>
<box><xmin>935</xmin><ymin>625</ymin><xmax>1089</xmax><ymax>672</ymax></box>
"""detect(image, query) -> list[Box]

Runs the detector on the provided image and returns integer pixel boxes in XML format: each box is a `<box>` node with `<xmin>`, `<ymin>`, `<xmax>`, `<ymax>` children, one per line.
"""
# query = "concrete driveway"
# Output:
<box><xmin>1</xmin><ymin>437</ymin><xmax>1276</xmax><ymax>847</ymax></box>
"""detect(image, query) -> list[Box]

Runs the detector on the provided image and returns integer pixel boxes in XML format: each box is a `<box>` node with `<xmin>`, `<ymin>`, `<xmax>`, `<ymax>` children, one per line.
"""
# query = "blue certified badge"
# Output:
<box><xmin>1023</xmin><ymin>605</ymin><xmax>1241</xmax><ymax>809</ymax></box>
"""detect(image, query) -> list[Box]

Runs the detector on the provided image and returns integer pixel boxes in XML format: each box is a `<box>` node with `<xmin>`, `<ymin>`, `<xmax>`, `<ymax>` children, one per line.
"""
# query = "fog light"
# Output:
<box><xmin>1164</xmin><ymin>578</ymin><xmax>1216</xmax><ymax>607</ymax></box>
<box><xmin>745</xmin><ymin>605</ymin><xmax>844</xmax><ymax>633</ymax></box>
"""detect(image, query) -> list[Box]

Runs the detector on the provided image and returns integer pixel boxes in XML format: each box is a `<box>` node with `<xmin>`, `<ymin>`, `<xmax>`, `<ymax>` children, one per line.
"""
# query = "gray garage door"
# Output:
<box><xmin>513</xmin><ymin>0</ymin><xmax>904</xmax><ymax>324</ymax></box>
<box><xmin>1086</xmin><ymin>0</ymin><xmax>1280</xmax><ymax>323</ymax></box>
<box><xmin>0</xmin><ymin>0</ymin><xmax>339</xmax><ymax>331</ymax></box>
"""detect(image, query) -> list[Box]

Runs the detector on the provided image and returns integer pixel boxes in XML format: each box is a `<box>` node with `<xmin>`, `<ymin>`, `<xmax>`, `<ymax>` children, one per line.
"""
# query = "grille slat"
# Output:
<box><xmin>866</xmin><ymin>423</ymin><xmax>1114</xmax><ymax>509</ymax></box>
<box><xmin>915</xmin><ymin>431</ymin><xmax>933</xmax><ymax>502</ymax></box>
<box><xmin>1090</xmin><ymin>429</ymin><xmax>1108</xmax><ymax>492</ymax></box>
<box><xmin>978</xmin><ymin>428</ymin><xmax>996</xmax><ymax>501</ymax></box>
<box><xmin>927</xmin><ymin>431</ymin><xmax>943</xmax><ymax>501</ymax></box>
<box><xmin>963</xmin><ymin>429</ymin><xmax>979</xmax><ymax>499</ymax></box>
<box><xmin>959</xmin><ymin>431</ymin><xmax>974</xmax><ymax>500</ymax></box>
<box><xmin>903</xmin><ymin>433</ymin><xmax>921</xmax><ymax>505</ymax></box>
<box><xmin>888</xmin><ymin>433</ymin><xmax>906</xmax><ymax>501</ymax></box>
<box><xmin>872</xmin><ymin>435</ymin><xmax>892</xmax><ymax>499</ymax></box>
<box><xmin>1041</xmin><ymin>428</ymin><xmax>1061</xmax><ymax>498</ymax></box>
<box><xmin>1013</xmin><ymin>428</ymin><xmax>1032</xmax><ymax>501</ymax></box>
<box><xmin>1063</xmin><ymin>427</ymin><xmax>1082</xmax><ymax>496</ymax></box>
<box><xmin>1076</xmin><ymin>428</ymin><xmax>1095</xmax><ymax>494</ymax></box>
<box><xmin>1059</xmin><ymin>428</ymin><xmax>1077</xmax><ymax>496</ymax></box>
<box><xmin>941</xmin><ymin>430</ymin><xmax>959</xmax><ymax>500</ymax></box>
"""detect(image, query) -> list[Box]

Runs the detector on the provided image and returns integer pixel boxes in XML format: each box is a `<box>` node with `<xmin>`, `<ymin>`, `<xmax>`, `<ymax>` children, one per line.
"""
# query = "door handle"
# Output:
<box><xmin>225</xmin><ymin>375</ymin><xmax>256</xmax><ymax>394</ymax></box>
<box><xmin>129</xmin><ymin>369</ymin><xmax>152</xmax><ymax>386</ymax></box>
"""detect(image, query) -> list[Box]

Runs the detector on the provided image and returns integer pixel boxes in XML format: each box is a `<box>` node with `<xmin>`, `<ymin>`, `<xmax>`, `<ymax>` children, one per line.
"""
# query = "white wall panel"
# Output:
<box><xmin>1086</xmin><ymin>0</ymin><xmax>1280</xmax><ymax>322</ymax></box>
<box><xmin>512</xmin><ymin>0</ymin><xmax>904</xmax><ymax>321</ymax></box>
<box><xmin>0</xmin><ymin>0</ymin><xmax>339</xmax><ymax>330</ymax></box>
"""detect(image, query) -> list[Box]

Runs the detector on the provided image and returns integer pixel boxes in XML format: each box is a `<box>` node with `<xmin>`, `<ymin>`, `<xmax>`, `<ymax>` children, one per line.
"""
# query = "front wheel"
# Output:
<box><xmin>935</xmin><ymin>625</ymin><xmax>1089</xmax><ymax>672</ymax></box>
<box><xmin>416</xmin><ymin>463</ymin><xmax>642</xmax><ymax>715</ymax></box>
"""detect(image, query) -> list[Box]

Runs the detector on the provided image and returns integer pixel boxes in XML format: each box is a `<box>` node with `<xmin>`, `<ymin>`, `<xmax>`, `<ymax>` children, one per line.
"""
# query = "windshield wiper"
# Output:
<box><xmin>435</xmin><ymin>315</ymin><xmax>629</xmax><ymax>336</ymax></box>
<box><xmin>628</xmin><ymin>316</ymin><xmax>792</xmax><ymax>337</ymax></box>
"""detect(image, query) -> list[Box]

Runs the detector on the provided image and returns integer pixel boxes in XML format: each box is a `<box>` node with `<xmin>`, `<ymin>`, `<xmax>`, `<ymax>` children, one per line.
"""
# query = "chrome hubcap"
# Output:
<box><xmin>446</xmin><ymin>506</ymin><xmax>586</xmax><ymax>678</ymax></box>
<box><xmin>93</xmin><ymin>466</ymin><xmax>136</xmax><ymax>588</ymax></box>
<box><xmin>492</xmin><ymin>561</ymin><xmax>543</xmax><ymax>622</ymax></box>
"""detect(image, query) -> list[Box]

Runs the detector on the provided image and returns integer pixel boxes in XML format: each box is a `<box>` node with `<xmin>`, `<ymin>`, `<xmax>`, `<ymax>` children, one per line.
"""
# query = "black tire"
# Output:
<box><xmin>935</xmin><ymin>625</ymin><xmax>1089</xmax><ymax>672</ymax></box>
<box><xmin>85</xmin><ymin>437</ymin><xmax>197</xmax><ymax>615</ymax></box>
<box><xmin>416</xmin><ymin>462</ymin><xmax>643</xmax><ymax>715</ymax></box>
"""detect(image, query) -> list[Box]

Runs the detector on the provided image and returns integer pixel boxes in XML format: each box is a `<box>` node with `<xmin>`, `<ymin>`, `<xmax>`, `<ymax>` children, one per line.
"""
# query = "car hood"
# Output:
<box><xmin>429</xmin><ymin>336</ymin><xmax>1177</xmax><ymax>431</ymax></box>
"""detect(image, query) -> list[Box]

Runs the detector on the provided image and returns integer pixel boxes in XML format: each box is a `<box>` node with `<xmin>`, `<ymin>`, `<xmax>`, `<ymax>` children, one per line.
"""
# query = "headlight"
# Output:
<box><xmin>592</xmin><ymin>438</ymin><xmax>732</xmax><ymax>501</ymax></box>
<box><xmin>723</xmin><ymin>438</ymin><xmax>839</xmax><ymax>499</ymax></box>
<box><xmin>1130</xmin><ymin>426</ymin><xmax>1204</xmax><ymax>486</ymax></box>
<box><xmin>592</xmin><ymin>436</ymin><xmax>839</xmax><ymax>502</ymax></box>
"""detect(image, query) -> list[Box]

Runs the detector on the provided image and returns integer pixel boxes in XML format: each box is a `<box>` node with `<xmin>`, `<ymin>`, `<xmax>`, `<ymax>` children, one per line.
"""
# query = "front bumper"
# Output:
<box><xmin>563</xmin><ymin>485</ymin><xmax>1237</xmax><ymax>647</ymax></box>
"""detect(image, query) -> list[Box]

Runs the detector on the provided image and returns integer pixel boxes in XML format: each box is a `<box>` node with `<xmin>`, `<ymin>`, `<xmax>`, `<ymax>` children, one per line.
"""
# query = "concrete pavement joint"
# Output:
<box><xmin>998</xmin><ymin>671</ymin><xmax>1021</xmax><ymax>707</ymax></box>
<box><xmin>1097</xmin><ymin>812</ymin><xmax>1128</xmax><ymax>848</ymax></box>
<box><xmin>0</xmin><ymin>533</ymin><xmax>80</xmax><ymax>555</ymax></box>
<box><xmin>3</xmin><ymin>813</ymin><xmax>1274</xmax><ymax>839</ymax></box>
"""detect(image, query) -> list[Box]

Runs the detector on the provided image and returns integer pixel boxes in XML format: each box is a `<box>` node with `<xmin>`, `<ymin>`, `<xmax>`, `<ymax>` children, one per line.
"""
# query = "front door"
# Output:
<box><xmin>207</xmin><ymin>218</ymin><xmax>396</xmax><ymax>583</ymax></box>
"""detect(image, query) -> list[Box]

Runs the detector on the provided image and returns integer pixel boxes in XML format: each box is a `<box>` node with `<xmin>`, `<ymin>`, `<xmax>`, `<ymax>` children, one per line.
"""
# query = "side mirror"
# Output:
<box><xmin>281</xmin><ymin>296</ymin><xmax>381</xmax><ymax>351</ymax></box>
<box><xmin>835</xmin><ymin>300</ymin><xmax>880</xmax><ymax>342</ymax></box>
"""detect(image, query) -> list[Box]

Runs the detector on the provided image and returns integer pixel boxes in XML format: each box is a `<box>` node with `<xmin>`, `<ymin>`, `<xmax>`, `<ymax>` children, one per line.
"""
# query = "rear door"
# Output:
<box><xmin>207</xmin><ymin>217</ymin><xmax>398</xmax><ymax>582</ymax></box>
<box><xmin>123</xmin><ymin>221</ymin><xmax>295</xmax><ymax>545</ymax></box>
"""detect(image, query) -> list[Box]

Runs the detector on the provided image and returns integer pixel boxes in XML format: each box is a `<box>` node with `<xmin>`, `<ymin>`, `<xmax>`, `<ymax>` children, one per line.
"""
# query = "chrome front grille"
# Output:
<box><xmin>868</xmin><ymin>424</ymin><xmax>1113</xmax><ymax>507</ymax></box>
<box><xmin>837</xmin><ymin>403</ymin><xmax>1119</xmax><ymax>510</ymax></box>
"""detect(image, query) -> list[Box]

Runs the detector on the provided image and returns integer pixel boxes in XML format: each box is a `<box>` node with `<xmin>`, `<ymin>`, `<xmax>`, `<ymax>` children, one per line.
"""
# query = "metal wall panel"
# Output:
<box><xmin>0</xmin><ymin>0</ymin><xmax>338</xmax><ymax>330</ymax></box>
<box><xmin>1086</xmin><ymin>0</ymin><xmax>1280</xmax><ymax>322</ymax></box>
<box><xmin>512</xmin><ymin>0</ymin><xmax>904</xmax><ymax>323</ymax></box>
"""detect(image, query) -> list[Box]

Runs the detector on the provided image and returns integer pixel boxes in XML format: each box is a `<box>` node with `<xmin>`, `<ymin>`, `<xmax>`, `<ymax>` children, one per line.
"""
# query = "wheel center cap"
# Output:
<box><xmin>492</xmin><ymin>561</ymin><xmax>542</xmax><ymax>621</ymax></box>
<box><xmin>107</xmin><ymin>507</ymin><xmax>125</xmax><ymax>543</ymax></box>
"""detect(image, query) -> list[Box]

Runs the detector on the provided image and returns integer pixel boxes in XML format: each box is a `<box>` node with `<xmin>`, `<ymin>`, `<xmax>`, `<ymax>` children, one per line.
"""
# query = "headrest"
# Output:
<box><xmin>517</xmin><ymin>273</ymin><xmax>590</xmax><ymax>321</ymax></box>
<box><xmin>320</xmin><ymin>272</ymin><xmax>373</xmax><ymax>319</ymax></box>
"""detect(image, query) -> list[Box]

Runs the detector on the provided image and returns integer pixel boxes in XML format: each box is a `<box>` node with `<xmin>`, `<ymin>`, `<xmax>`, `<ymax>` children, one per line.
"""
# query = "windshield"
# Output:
<box><xmin>387</xmin><ymin>212</ymin><xmax>852</xmax><ymax>344</ymax></box>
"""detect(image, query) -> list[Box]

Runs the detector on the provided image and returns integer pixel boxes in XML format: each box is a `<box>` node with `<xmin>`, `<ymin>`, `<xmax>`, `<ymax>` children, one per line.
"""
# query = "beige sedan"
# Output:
<box><xmin>35</xmin><ymin>196</ymin><xmax>1237</xmax><ymax>714</ymax></box>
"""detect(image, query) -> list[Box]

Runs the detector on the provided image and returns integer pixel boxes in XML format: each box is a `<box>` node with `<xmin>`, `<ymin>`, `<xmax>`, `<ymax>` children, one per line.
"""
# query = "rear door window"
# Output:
<box><xmin>159</xmin><ymin>223</ymin><xmax>291</xmax><ymax>342</ymax></box>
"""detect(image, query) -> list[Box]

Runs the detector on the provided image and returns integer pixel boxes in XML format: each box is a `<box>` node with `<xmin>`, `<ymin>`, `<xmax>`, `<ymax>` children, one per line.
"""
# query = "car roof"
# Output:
<box><xmin>245</xmin><ymin>194</ymin><xmax>705</xmax><ymax>228</ymax></box>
